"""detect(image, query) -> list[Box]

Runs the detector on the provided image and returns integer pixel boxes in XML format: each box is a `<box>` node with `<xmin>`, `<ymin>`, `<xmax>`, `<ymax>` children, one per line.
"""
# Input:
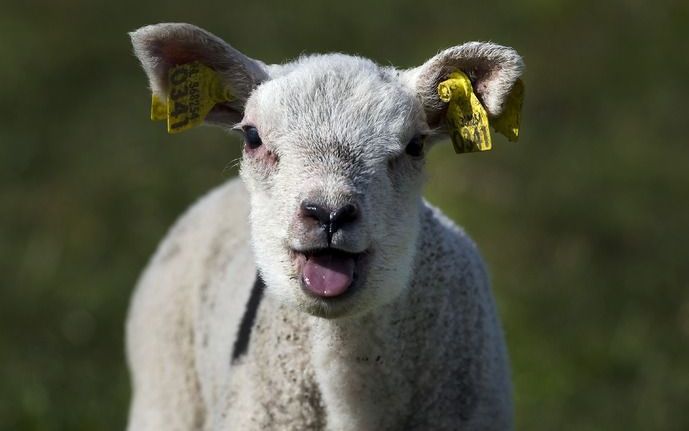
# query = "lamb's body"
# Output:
<box><xmin>127</xmin><ymin>178</ymin><xmax>511</xmax><ymax>431</ymax></box>
<box><xmin>127</xmin><ymin>22</ymin><xmax>523</xmax><ymax>431</ymax></box>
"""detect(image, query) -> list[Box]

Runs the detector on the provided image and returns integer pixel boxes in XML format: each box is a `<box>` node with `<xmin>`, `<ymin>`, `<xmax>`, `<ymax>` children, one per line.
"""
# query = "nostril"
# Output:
<box><xmin>300</xmin><ymin>201</ymin><xmax>331</xmax><ymax>226</ymax></box>
<box><xmin>330</xmin><ymin>203</ymin><xmax>359</xmax><ymax>233</ymax></box>
<box><xmin>332</xmin><ymin>204</ymin><xmax>358</xmax><ymax>224</ymax></box>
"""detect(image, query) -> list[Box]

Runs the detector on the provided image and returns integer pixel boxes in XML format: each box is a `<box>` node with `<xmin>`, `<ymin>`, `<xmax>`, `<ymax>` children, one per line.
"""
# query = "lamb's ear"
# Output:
<box><xmin>403</xmin><ymin>42</ymin><xmax>524</xmax><ymax>128</ymax></box>
<box><xmin>130</xmin><ymin>23</ymin><xmax>269</xmax><ymax>127</ymax></box>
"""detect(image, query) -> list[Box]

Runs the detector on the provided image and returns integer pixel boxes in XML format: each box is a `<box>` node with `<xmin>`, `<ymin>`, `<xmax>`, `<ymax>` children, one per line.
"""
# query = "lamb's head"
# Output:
<box><xmin>131</xmin><ymin>23</ymin><xmax>523</xmax><ymax>318</ymax></box>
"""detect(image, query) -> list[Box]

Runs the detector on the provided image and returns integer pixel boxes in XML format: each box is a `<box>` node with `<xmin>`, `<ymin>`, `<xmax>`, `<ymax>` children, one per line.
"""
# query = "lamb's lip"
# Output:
<box><xmin>289</xmin><ymin>247</ymin><xmax>368</xmax><ymax>271</ymax></box>
<box><xmin>292</xmin><ymin>247</ymin><xmax>365</xmax><ymax>257</ymax></box>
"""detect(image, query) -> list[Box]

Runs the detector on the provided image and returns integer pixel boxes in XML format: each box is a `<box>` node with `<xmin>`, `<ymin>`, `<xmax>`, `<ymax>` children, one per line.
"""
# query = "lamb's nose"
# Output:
<box><xmin>300</xmin><ymin>201</ymin><xmax>359</xmax><ymax>240</ymax></box>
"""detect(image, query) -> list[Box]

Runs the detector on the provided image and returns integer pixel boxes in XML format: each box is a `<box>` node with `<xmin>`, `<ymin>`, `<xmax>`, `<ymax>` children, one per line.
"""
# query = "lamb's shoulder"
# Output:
<box><xmin>413</xmin><ymin>201</ymin><xmax>490</xmax><ymax>304</ymax></box>
<box><xmin>128</xmin><ymin>177</ymin><xmax>252</xmax><ymax>334</ymax></box>
<box><xmin>149</xmin><ymin>176</ymin><xmax>251</xmax><ymax>271</ymax></box>
<box><xmin>126</xmin><ymin>177</ymin><xmax>256</xmax><ymax>430</ymax></box>
<box><xmin>419</xmin><ymin>202</ymin><xmax>489</xmax><ymax>286</ymax></box>
<box><xmin>404</xmin><ymin>201</ymin><xmax>512</xmax><ymax>430</ymax></box>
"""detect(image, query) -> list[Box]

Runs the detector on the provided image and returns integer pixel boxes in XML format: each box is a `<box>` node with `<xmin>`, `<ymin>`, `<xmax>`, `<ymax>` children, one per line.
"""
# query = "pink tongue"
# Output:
<box><xmin>302</xmin><ymin>254</ymin><xmax>355</xmax><ymax>297</ymax></box>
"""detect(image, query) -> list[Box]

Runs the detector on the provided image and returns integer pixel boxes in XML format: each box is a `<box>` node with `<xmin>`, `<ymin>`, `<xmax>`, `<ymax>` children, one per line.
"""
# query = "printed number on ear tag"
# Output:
<box><xmin>149</xmin><ymin>61</ymin><xmax>235</xmax><ymax>134</ymax></box>
<box><xmin>437</xmin><ymin>71</ymin><xmax>492</xmax><ymax>154</ymax></box>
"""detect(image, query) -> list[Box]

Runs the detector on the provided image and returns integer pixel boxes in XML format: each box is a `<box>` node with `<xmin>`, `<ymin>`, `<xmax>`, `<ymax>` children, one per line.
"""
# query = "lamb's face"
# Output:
<box><xmin>239</xmin><ymin>55</ymin><xmax>429</xmax><ymax>318</ymax></box>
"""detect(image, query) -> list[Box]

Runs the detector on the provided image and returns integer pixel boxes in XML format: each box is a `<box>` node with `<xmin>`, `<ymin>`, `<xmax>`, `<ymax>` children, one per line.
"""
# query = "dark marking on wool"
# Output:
<box><xmin>231</xmin><ymin>272</ymin><xmax>265</xmax><ymax>363</ymax></box>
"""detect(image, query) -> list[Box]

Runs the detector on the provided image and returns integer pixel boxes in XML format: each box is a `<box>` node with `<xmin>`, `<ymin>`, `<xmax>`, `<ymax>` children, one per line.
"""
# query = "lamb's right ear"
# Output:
<box><xmin>130</xmin><ymin>23</ymin><xmax>269</xmax><ymax>127</ymax></box>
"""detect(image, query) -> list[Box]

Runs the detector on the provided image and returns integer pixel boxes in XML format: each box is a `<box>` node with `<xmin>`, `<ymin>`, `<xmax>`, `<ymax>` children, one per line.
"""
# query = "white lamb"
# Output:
<box><xmin>127</xmin><ymin>23</ymin><xmax>524</xmax><ymax>431</ymax></box>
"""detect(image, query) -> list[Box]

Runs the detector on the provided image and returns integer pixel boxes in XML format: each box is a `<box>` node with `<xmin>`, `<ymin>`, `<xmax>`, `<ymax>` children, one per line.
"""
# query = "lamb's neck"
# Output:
<box><xmin>309</xmin><ymin>304</ymin><xmax>396</xmax><ymax>360</ymax></box>
<box><xmin>307</xmin><ymin>297</ymin><xmax>416</xmax><ymax>431</ymax></box>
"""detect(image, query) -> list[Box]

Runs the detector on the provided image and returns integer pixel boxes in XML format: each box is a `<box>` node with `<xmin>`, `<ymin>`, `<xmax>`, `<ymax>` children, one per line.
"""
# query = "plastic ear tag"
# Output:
<box><xmin>150</xmin><ymin>94</ymin><xmax>167</xmax><ymax>121</ymax></box>
<box><xmin>437</xmin><ymin>71</ymin><xmax>492</xmax><ymax>153</ymax></box>
<box><xmin>492</xmin><ymin>79</ymin><xmax>524</xmax><ymax>142</ymax></box>
<box><xmin>150</xmin><ymin>61</ymin><xmax>234</xmax><ymax>134</ymax></box>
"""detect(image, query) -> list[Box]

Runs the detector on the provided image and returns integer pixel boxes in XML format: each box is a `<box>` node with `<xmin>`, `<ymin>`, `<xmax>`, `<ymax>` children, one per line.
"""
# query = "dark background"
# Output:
<box><xmin>2</xmin><ymin>0</ymin><xmax>688</xmax><ymax>429</ymax></box>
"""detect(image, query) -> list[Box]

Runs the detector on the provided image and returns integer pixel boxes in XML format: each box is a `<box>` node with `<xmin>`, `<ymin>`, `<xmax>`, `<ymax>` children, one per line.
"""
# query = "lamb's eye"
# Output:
<box><xmin>405</xmin><ymin>135</ymin><xmax>424</xmax><ymax>158</ymax></box>
<box><xmin>243</xmin><ymin>126</ymin><xmax>263</xmax><ymax>150</ymax></box>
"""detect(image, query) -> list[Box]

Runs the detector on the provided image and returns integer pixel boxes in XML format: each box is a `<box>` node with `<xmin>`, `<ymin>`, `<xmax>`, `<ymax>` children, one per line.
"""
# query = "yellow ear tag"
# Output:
<box><xmin>150</xmin><ymin>61</ymin><xmax>234</xmax><ymax>134</ymax></box>
<box><xmin>150</xmin><ymin>94</ymin><xmax>167</xmax><ymax>121</ymax></box>
<box><xmin>437</xmin><ymin>70</ymin><xmax>492</xmax><ymax>153</ymax></box>
<box><xmin>492</xmin><ymin>78</ymin><xmax>524</xmax><ymax>142</ymax></box>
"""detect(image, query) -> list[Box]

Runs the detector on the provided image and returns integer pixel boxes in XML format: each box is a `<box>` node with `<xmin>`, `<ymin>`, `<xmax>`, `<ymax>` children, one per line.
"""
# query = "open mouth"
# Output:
<box><xmin>292</xmin><ymin>248</ymin><xmax>366</xmax><ymax>298</ymax></box>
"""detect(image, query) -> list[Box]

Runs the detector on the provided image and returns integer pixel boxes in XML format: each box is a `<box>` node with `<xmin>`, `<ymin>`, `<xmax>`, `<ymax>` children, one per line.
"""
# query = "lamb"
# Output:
<box><xmin>126</xmin><ymin>22</ymin><xmax>524</xmax><ymax>431</ymax></box>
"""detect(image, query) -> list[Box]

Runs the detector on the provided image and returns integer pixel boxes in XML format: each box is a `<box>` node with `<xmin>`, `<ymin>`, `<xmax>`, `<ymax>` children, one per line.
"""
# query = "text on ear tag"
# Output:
<box><xmin>437</xmin><ymin>71</ymin><xmax>492</xmax><ymax>154</ymax></box>
<box><xmin>150</xmin><ymin>61</ymin><xmax>234</xmax><ymax>134</ymax></box>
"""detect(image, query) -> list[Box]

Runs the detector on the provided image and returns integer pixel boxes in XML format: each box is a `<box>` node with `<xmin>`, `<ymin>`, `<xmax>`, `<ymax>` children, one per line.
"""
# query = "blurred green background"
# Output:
<box><xmin>2</xmin><ymin>0</ymin><xmax>688</xmax><ymax>429</ymax></box>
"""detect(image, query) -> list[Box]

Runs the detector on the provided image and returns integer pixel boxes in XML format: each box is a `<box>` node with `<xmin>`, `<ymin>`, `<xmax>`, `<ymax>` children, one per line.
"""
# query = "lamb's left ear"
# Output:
<box><xmin>130</xmin><ymin>23</ymin><xmax>270</xmax><ymax>127</ymax></box>
<box><xmin>403</xmin><ymin>42</ymin><xmax>524</xmax><ymax>128</ymax></box>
